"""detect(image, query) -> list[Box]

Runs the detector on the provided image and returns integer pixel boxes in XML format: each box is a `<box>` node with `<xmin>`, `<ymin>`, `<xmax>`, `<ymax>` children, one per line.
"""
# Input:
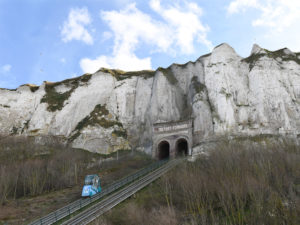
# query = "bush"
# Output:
<box><xmin>0</xmin><ymin>135</ymin><xmax>102</xmax><ymax>204</ymax></box>
<box><xmin>100</xmin><ymin>140</ymin><xmax>300</xmax><ymax>225</ymax></box>
<box><xmin>163</xmin><ymin>142</ymin><xmax>300</xmax><ymax>225</ymax></box>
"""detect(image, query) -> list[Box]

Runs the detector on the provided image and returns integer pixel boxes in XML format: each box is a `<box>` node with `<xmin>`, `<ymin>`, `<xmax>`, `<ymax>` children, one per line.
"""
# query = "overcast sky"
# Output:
<box><xmin>0</xmin><ymin>0</ymin><xmax>299</xmax><ymax>88</ymax></box>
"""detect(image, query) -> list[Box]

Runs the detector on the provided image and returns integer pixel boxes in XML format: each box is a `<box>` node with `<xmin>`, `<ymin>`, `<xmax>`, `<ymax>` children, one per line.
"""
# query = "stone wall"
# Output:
<box><xmin>152</xmin><ymin>120</ymin><xmax>193</xmax><ymax>158</ymax></box>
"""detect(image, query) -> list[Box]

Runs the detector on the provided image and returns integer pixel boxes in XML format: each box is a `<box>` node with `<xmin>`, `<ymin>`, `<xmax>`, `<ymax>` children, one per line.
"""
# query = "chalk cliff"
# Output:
<box><xmin>1</xmin><ymin>43</ymin><xmax>299</xmax><ymax>154</ymax></box>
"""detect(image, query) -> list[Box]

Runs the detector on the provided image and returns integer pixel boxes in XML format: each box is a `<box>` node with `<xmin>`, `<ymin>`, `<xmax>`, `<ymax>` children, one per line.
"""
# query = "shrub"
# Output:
<box><xmin>0</xmin><ymin>135</ymin><xmax>101</xmax><ymax>204</ymax></box>
<box><xmin>162</xmin><ymin>142</ymin><xmax>300</xmax><ymax>225</ymax></box>
<box><xmin>100</xmin><ymin>140</ymin><xmax>300</xmax><ymax>225</ymax></box>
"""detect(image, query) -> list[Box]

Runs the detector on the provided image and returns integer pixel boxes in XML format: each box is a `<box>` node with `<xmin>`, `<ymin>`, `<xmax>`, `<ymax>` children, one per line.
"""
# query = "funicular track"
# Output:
<box><xmin>63</xmin><ymin>158</ymin><xmax>182</xmax><ymax>225</ymax></box>
<box><xmin>28</xmin><ymin>158</ymin><xmax>183</xmax><ymax>225</ymax></box>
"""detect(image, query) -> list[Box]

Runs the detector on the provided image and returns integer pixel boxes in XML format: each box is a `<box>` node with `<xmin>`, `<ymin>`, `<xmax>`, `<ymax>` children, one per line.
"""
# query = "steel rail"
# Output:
<box><xmin>62</xmin><ymin>158</ymin><xmax>182</xmax><ymax>225</ymax></box>
<box><xmin>28</xmin><ymin>159</ymin><xmax>170</xmax><ymax>225</ymax></box>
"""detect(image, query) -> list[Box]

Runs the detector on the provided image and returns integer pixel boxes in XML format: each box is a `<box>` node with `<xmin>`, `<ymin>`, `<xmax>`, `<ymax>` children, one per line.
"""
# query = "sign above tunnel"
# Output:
<box><xmin>152</xmin><ymin>119</ymin><xmax>193</xmax><ymax>159</ymax></box>
<box><xmin>153</xmin><ymin>120</ymin><xmax>192</xmax><ymax>134</ymax></box>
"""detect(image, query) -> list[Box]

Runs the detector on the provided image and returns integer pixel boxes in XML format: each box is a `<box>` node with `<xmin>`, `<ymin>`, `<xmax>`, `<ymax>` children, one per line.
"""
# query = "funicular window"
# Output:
<box><xmin>84</xmin><ymin>175</ymin><xmax>94</xmax><ymax>185</ymax></box>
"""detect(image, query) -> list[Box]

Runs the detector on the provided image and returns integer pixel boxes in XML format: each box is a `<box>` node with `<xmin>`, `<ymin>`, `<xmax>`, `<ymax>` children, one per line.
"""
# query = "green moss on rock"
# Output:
<box><xmin>96</xmin><ymin>104</ymin><xmax>109</xmax><ymax>116</ymax></box>
<box><xmin>21</xmin><ymin>84</ymin><xmax>39</xmax><ymax>92</ymax></box>
<box><xmin>98</xmin><ymin>118</ymin><xmax>123</xmax><ymax>128</ymax></box>
<box><xmin>0</xmin><ymin>104</ymin><xmax>10</xmax><ymax>108</ymax></box>
<box><xmin>220</xmin><ymin>87</ymin><xmax>232</xmax><ymax>99</ymax></box>
<box><xmin>29</xmin><ymin>86</ymin><xmax>39</xmax><ymax>92</ymax></box>
<box><xmin>267</xmin><ymin>49</ymin><xmax>300</xmax><ymax>65</ymax></box>
<box><xmin>41</xmin><ymin>73</ymin><xmax>92</xmax><ymax>112</ymax></box>
<box><xmin>69</xmin><ymin>104</ymin><xmax>125</xmax><ymax>141</ymax></box>
<box><xmin>11</xmin><ymin>126</ymin><xmax>18</xmax><ymax>134</ymax></box>
<box><xmin>98</xmin><ymin>68</ymin><xmax>155</xmax><ymax>81</ymax></box>
<box><xmin>242</xmin><ymin>48</ymin><xmax>300</xmax><ymax>71</ymax></box>
<box><xmin>191</xmin><ymin>76</ymin><xmax>206</xmax><ymax>93</ymax></box>
<box><xmin>157</xmin><ymin>67</ymin><xmax>178</xmax><ymax>85</ymax></box>
<box><xmin>75</xmin><ymin>104</ymin><xmax>120</xmax><ymax>130</ymax></box>
<box><xmin>242</xmin><ymin>53</ymin><xmax>265</xmax><ymax>71</ymax></box>
<box><xmin>41</xmin><ymin>85</ymin><xmax>73</xmax><ymax>111</ymax></box>
<box><xmin>112</xmin><ymin>129</ymin><xmax>127</xmax><ymax>138</ymax></box>
<box><xmin>0</xmin><ymin>87</ymin><xmax>17</xmax><ymax>91</ymax></box>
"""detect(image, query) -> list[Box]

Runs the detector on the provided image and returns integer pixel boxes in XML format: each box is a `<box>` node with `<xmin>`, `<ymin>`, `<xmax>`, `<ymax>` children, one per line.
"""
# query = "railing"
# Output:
<box><xmin>28</xmin><ymin>159</ymin><xmax>168</xmax><ymax>225</ymax></box>
<box><xmin>63</xmin><ymin>158</ymin><xmax>182</xmax><ymax>225</ymax></box>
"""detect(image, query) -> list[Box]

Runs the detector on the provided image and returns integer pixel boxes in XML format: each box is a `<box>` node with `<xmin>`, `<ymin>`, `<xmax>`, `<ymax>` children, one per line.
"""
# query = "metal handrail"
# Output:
<box><xmin>28</xmin><ymin>159</ymin><xmax>168</xmax><ymax>225</ymax></box>
<box><xmin>63</xmin><ymin>159</ymin><xmax>181</xmax><ymax>225</ymax></box>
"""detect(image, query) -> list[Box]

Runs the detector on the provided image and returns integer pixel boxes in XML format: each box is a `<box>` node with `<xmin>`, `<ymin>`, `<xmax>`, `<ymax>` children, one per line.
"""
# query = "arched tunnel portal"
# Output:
<box><xmin>156</xmin><ymin>136</ymin><xmax>190</xmax><ymax>159</ymax></box>
<box><xmin>153</xmin><ymin>120</ymin><xmax>193</xmax><ymax>159</ymax></box>
<box><xmin>175</xmin><ymin>138</ymin><xmax>188</xmax><ymax>157</ymax></box>
<box><xmin>157</xmin><ymin>141</ymin><xmax>170</xmax><ymax>160</ymax></box>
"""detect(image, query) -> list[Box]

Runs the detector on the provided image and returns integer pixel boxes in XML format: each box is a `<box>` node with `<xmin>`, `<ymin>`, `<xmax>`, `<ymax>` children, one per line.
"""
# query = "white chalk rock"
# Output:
<box><xmin>1</xmin><ymin>44</ymin><xmax>300</xmax><ymax>154</ymax></box>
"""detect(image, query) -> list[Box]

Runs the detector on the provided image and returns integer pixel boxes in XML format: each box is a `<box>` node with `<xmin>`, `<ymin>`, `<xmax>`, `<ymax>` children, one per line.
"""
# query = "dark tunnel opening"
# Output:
<box><xmin>176</xmin><ymin>138</ymin><xmax>188</xmax><ymax>157</ymax></box>
<box><xmin>158</xmin><ymin>141</ymin><xmax>170</xmax><ymax>160</ymax></box>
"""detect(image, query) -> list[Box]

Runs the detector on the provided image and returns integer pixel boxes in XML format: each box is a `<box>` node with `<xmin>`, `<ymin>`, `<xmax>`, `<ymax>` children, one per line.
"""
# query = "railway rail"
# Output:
<box><xmin>28</xmin><ymin>158</ymin><xmax>183</xmax><ymax>225</ymax></box>
<box><xmin>62</xmin><ymin>158</ymin><xmax>182</xmax><ymax>225</ymax></box>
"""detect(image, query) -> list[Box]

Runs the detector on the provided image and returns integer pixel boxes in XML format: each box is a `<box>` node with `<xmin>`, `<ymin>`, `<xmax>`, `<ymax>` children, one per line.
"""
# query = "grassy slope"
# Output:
<box><xmin>0</xmin><ymin>136</ymin><xmax>153</xmax><ymax>225</ymax></box>
<box><xmin>95</xmin><ymin>140</ymin><xmax>300</xmax><ymax>225</ymax></box>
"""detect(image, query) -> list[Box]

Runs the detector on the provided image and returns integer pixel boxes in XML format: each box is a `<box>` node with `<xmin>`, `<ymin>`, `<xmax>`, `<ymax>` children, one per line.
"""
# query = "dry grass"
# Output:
<box><xmin>0</xmin><ymin>135</ymin><xmax>153</xmax><ymax>224</ymax></box>
<box><xmin>94</xmin><ymin>203</ymin><xmax>178</xmax><ymax>225</ymax></box>
<box><xmin>0</xmin><ymin>135</ymin><xmax>101</xmax><ymax>204</ymax></box>
<box><xmin>98</xmin><ymin>140</ymin><xmax>300</xmax><ymax>225</ymax></box>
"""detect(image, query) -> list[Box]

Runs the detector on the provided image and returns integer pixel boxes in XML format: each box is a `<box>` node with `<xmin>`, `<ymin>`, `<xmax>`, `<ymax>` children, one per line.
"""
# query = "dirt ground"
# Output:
<box><xmin>0</xmin><ymin>152</ymin><xmax>153</xmax><ymax>225</ymax></box>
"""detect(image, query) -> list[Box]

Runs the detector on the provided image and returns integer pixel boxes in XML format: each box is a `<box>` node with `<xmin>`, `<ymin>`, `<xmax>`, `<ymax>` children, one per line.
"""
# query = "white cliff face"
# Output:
<box><xmin>0</xmin><ymin>44</ymin><xmax>300</xmax><ymax>153</ymax></box>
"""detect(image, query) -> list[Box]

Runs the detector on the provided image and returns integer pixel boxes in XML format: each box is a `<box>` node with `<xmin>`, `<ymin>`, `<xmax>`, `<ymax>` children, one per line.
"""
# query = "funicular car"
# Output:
<box><xmin>81</xmin><ymin>174</ymin><xmax>101</xmax><ymax>197</ymax></box>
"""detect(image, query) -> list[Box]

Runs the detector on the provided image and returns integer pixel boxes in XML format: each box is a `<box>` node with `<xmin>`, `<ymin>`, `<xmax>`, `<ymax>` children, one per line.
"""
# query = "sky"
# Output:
<box><xmin>0</xmin><ymin>0</ymin><xmax>299</xmax><ymax>89</ymax></box>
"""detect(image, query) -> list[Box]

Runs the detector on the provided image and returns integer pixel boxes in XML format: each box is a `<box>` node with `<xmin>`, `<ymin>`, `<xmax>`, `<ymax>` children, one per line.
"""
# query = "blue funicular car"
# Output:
<box><xmin>81</xmin><ymin>174</ymin><xmax>101</xmax><ymax>197</ymax></box>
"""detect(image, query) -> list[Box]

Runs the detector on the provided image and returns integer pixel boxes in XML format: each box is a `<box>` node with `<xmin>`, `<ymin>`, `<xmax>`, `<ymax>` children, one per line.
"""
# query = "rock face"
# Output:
<box><xmin>0</xmin><ymin>44</ymin><xmax>300</xmax><ymax>154</ymax></box>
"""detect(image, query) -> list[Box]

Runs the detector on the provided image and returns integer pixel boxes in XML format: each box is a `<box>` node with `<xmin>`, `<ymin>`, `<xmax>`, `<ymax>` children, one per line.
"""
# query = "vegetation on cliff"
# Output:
<box><xmin>242</xmin><ymin>48</ymin><xmax>300</xmax><ymax>71</ymax></box>
<box><xmin>157</xmin><ymin>67</ymin><xmax>178</xmax><ymax>85</ymax></box>
<box><xmin>69</xmin><ymin>104</ymin><xmax>126</xmax><ymax>141</ymax></box>
<box><xmin>191</xmin><ymin>76</ymin><xmax>206</xmax><ymax>94</ymax></box>
<box><xmin>41</xmin><ymin>73</ymin><xmax>92</xmax><ymax>112</ymax></box>
<box><xmin>19</xmin><ymin>84</ymin><xmax>39</xmax><ymax>92</ymax></box>
<box><xmin>98</xmin><ymin>68</ymin><xmax>155</xmax><ymax>81</ymax></box>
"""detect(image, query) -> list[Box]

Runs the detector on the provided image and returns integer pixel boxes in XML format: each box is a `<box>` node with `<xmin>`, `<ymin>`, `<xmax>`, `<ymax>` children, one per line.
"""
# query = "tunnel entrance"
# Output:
<box><xmin>158</xmin><ymin>141</ymin><xmax>170</xmax><ymax>160</ymax></box>
<box><xmin>176</xmin><ymin>138</ymin><xmax>188</xmax><ymax>157</ymax></box>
